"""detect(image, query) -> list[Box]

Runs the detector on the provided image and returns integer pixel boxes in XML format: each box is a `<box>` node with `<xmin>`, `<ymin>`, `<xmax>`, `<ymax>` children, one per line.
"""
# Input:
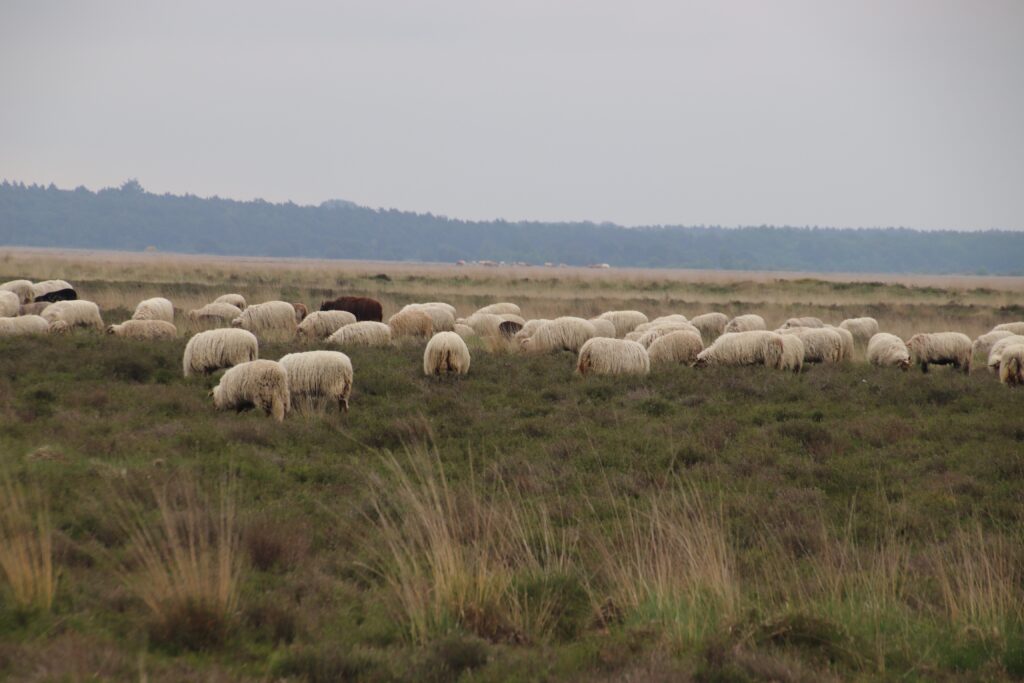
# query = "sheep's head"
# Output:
<box><xmin>105</xmin><ymin>325</ymin><xmax>118</xmax><ymax>335</ymax></box>
<box><xmin>48</xmin><ymin>320</ymin><xmax>70</xmax><ymax>335</ymax></box>
<box><xmin>231</xmin><ymin>317</ymin><xmax>243</xmax><ymax>328</ymax></box>
<box><xmin>898</xmin><ymin>358</ymin><xmax>911</xmax><ymax>371</ymax></box>
<box><xmin>693</xmin><ymin>356</ymin><xmax>709</xmax><ymax>368</ymax></box>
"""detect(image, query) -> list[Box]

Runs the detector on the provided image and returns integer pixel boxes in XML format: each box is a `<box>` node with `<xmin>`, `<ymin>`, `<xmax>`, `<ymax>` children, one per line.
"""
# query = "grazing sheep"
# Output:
<box><xmin>906</xmin><ymin>332</ymin><xmax>972</xmax><ymax>374</ymax></box>
<box><xmin>31</xmin><ymin>280</ymin><xmax>77</xmax><ymax>303</ymax></box>
<box><xmin>689</xmin><ymin>312</ymin><xmax>729</xmax><ymax>341</ymax></box>
<box><xmin>454</xmin><ymin>323</ymin><xmax>476</xmax><ymax>339</ymax></box>
<box><xmin>214</xmin><ymin>293</ymin><xmax>247</xmax><ymax>310</ymax></box>
<box><xmin>778</xmin><ymin>328</ymin><xmax>843</xmax><ymax>364</ymax></box>
<box><xmin>839</xmin><ymin>317</ymin><xmax>880</xmax><ymax>346</ymax></box>
<box><xmin>521</xmin><ymin>317</ymin><xmax>596</xmax><ymax>353</ymax></box>
<box><xmin>40</xmin><ymin>300</ymin><xmax>103</xmax><ymax>331</ymax></box>
<box><xmin>320</xmin><ymin>296</ymin><xmax>383</xmax><ymax>322</ymax></box>
<box><xmin>423</xmin><ymin>331</ymin><xmax>471</xmax><ymax>376</ymax></box>
<box><xmin>474</xmin><ymin>303</ymin><xmax>521</xmax><ymax>316</ymax></box>
<box><xmin>695</xmin><ymin>331</ymin><xmax>784</xmax><ymax>368</ymax></box>
<box><xmin>577</xmin><ymin>338</ymin><xmax>650</xmax><ymax>377</ymax></box>
<box><xmin>279</xmin><ymin>350</ymin><xmax>353</xmax><ymax>412</ymax></box>
<box><xmin>388</xmin><ymin>308</ymin><xmax>434</xmax><ymax>339</ymax></box>
<box><xmin>231</xmin><ymin>301</ymin><xmax>297</xmax><ymax>341</ymax></box>
<box><xmin>498</xmin><ymin>320</ymin><xmax>523</xmax><ymax>338</ymax></box>
<box><xmin>596</xmin><ymin>310</ymin><xmax>648</xmax><ymax>337</ymax></box>
<box><xmin>782</xmin><ymin>316</ymin><xmax>824</xmax><ymax>329</ymax></box>
<box><xmin>998</xmin><ymin>344</ymin><xmax>1024</xmax><ymax>387</ymax></box>
<box><xmin>517</xmin><ymin>319</ymin><xmax>551</xmax><ymax>340</ymax></box>
<box><xmin>629</xmin><ymin>323</ymin><xmax>701</xmax><ymax>347</ymax></box>
<box><xmin>987</xmin><ymin>335</ymin><xmax>1024</xmax><ymax>373</ymax></box>
<box><xmin>297</xmin><ymin>310</ymin><xmax>357</xmax><ymax>340</ymax></box>
<box><xmin>973</xmin><ymin>330</ymin><xmax>1014</xmax><ymax>361</ymax></box>
<box><xmin>183</xmin><ymin>328</ymin><xmax>259</xmax><ymax>377</ymax></box>
<box><xmin>0</xmin><ymin>279</ymin><xmax>34</xmax><ymax>304</ymax></box>
<box><xmin>993</xmin><ymin>322</ymin><xmax>1024</xmax><ymax>335</ymax></box>
<box><xmin>106</xmin><ymin>320</ymin><xmax>177</xmax><ymax>340</ymax></box>
<box><xmin>867</xmin><ymin>333</ymin><xmax>911</xmax><ymax>371</ymax></box>
<box><xmin>0</xmin><ymin>291</ymin><xmax>20</xmax><ymax>317</ymax></box>
<box><xmin>132</xmin><ymin>297</ymin><xmax>174</xmax><ymax>323</ymax></box>
<box><xmin>588</xmin><ymin>318</ymin><xmax>618</xmax><ymax>338</ymax></box>
<box><xmin>646</xmin><ymin>331</ymin><xmax>703</xmax><ymax>365</ymax></box>
<box><xmin>292</xmin><ymin>302</ymin><xmax>309</xmax><ymax>323</ymax></box>
<box><xmin>632</xmin><ymin>315</ymin><xmax>690</xmax><ymax>334</ymax></box>
<box><xmin>421</xmin><ymin>302</ymin><xmax>457</xmax><ymax>316</ymax></box>
<box><xmin>19</xmin><ymin>302</ymin><xmax>49</xmax><ymax>316</ymax></box>
<box><xmin>725</xmin><ymin>314</ymin><xmax>766</xmax><ymax>334</ymax></box>
<box><xmin>825</xmin><ymin>325</ymin><xmax>855</xmax><ymax>362</ymax></box>
<box><xmin>0</xmin><ymin>315</ymin><xmax>49</xmax><ymax>337</ymax></box>
<box><xmin>327</xmin><ymin>320</ymin><xmax>392</xmax><ymax>348</ymax></box>
<box><xmin>188</xmin><ymin>302</ymin><xmax>243</xmax><ymax>330</ymax></box>
<box><xmin>778</xmin><ymin>335</ymin><xmax>805</xmax><ymax>373</ymax></box>
<box><xmin>47</xmin><ymin>320</ymin><xmax>71</xmax><ymax>335</ymax></box>
<box><xmin>211</xmin><ymin>360</ymin><xmax>290</xmax><ymax>422</ymax></box>
<box><xmin>402</xmin><ymin>304</ymin><xmax>456</xmax><ymax>332</ymax></box>
<box><xmin>464</xmin><ymin>312</ymin><xmax>505</xmax><ymax>337</ymax></box>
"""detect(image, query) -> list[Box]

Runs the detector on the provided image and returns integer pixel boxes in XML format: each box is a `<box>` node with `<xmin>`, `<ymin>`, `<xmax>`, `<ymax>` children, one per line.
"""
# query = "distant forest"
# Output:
<box><xmin>1</xmin><ymin>180</ymin><xmax>1021</xmax><ymax>275</ymax></box>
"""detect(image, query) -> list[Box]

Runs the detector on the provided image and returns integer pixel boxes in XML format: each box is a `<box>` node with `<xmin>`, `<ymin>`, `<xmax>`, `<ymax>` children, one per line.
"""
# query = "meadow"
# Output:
<box><xmin>1</xmin><ymin>249</ymin><xmax>1023</xmax><ymax>681</ymax></box>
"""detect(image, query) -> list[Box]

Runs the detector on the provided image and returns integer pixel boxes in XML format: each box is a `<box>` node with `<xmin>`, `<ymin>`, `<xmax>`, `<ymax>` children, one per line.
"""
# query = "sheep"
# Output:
<box><xmin>973</xmin><ymin>330</ymin><xmax>1014</xmax><ymax>360</ymax></box>
<box><xmin>998</xmin><ymin>344</ymin><xmax>1024</xmax><ymax>387</ymax></box>
<box><xmin>423</xmin><ymin>331</ymin><xmax>471</xmax><ymax>376</ymax></box>
<box><xmin>0</xmin><ymin>315</ymin><xmax>49</xmax><ymax>337</ymax></box>
<box><xmin>906</xmin><ymin>332</ymin><xmax>972</xmax><ymax>374</ymax></box>
<box><xmin>694</xmin><ymin>331</ymin><xmax>784</xmax><ymax>368</ymax></box>
<box><xmin>214</xmin><ymin>293</ymin><xmax>247</xmax><ymax>310</ymax></box>
<box><xmin>188</xmin><ymin>302</ymin><xmax>242</xmax><ymax>330</ymax></box>
<box><xmin>993</xmin><ymin>322</ymin><xmax>1024</xmax><ymax>335</ymax></box>
<box><xmin>279</xmin><ymin>350</ymin><xmax>353</xmax><ymax>412</ymax></box>
<box><xmin>47</xmin><ymin>320</ymin><xmax>71</xmax><ymax>335</ymax></box>
<box><xmin>516</xmin><ymin>319</ymin><xmax>551</xmax><ymax>340</ymax></box>
<box><xmin>0</xmin><ymin>279</ymin><xmax>34</xmax><ymax>305</ymax></box>
<box><xmin>498</xmin><ymin>320</ymin><xmax>523</xmax><ymax>338</ymax></box>
<box><xmin>689</xmin><ymin>312</ymin><xmax>729</xmax><ymax>341</ymax></box>
<box><xmin>629</xmin><ymin>322</ymin><xmax>701</xmax><ymax>347</ymax></box>
<box><xmin>521</xmin><ymin>317</ymin><xmax>596</xmax><ymax>353</ymax></box>
<box><xmin>297</xmin><ymin>310</ymin><xmax>357</xmax><ymax>341</ymax></box>
<box><xmin>588</xmin><ymin>318</ymin><xmax>618</xmax><ymax>338</ymax></box>
<box><xmin>183</xmin><ymin>328</ymin><xmax>259</xmax><ymax>377</ymax></box>
<box><xmin>839</xmin><ymin>317</ymin><xmax>880</xmax><ymax>346</ymax></box>
<box><xmin>402</xmin><ymin>304</ymin><xmax>456</xmax><ymax>332</ymax></box>
<box><xmin>778</xmin><ymin>335</ymin><xmax>805</xmax><ymax>373</ymax></box>
<box><xmin>231</xmin><ymin>301</ymin><xmax>297</xmax><ymax>341</ymax></box>
<box><xmin>40</xmin><ymin>300</ymin><xmax>103</xmax><ymax>331</ymax></box>
<box><xmin>577</xmin><ymin>338</ymin><xmax>650</xmax><ymax>377</ymax></box>
<box><xmin>211</xmin><ymin>360</ymin><xmax>290</xmax><ymax>422</ymax></box>
<box><xmin>777</xmin><ymin>328</ymin><xmax>843</xmax><ymax>364</ymax></box>
<box><xmin>632</xmin><ymin>315</ymin><xmax>690</xmax><ymax>334</ymax></box>
<box><xmin>19</xmin><ymin>302</ymin><xmax>49</xmax><ymax>316</ymax></box>
<box><xmin>987</xmin><ymin>335</ymin><xmax>1024</xmax><ymax>373</ymax></box>
<box><xmin>867</xmin><ymin>333</ymin><xmax>911</xmax><ymax>371</ymax></box>
<box><xmin>292</xmin><ymin>302</ymin><xmax>309</xmax><ymax>323</ymax></box>
<box><xmin>782</xmin><ymin>316</ymin><xmax>824</xmax><ymax>329</ymax></box>
<box><xmin>825</xmin><ymin>325</ymin><xmax>855</xmax><ymax>362</ymax></box>
<box><xmin>646</xmin><ymin>330</ymin><xmax>703</xmax><ymax>366</ymax></box>
<box><xmin>724</xmin><ymin>314</ymin><xmax>766</xmax><ymax>334</ymax></box>
<box><xmin>320</xmin><ymin>296</ymin><xmax>383</xmax><ymax>322</ymax></box>
<box><xmin>132</xmin><ymin>297</ymin><xmax>174</xmax><ymax>323</ymax></box>
<box><xmin>327</xmin><ymin>320</ymin><xmax>392</xmax><ymax>348</ymax></box>
<box><xmin>454</xmin><ymin>323</ymin><xmax>476</xmax><ymax>339</ymax></box>
<box><xmin>0</xmin><ymin>291</ymin><xmax>20</xmax><ymax>317</ymax></box>
<box><xmin>106</xmin><ymin>320</ymin><xmax>177</xmax><ymax>340</ymax></box>
<box><xmin>474</xmin><ymin>303</ymin><xmax>521</xmax><ymax>316</ymax></box>
<box><xmin>421</xmin><ymin>302</ymin><xmax>457</xmax><ymax>316</ymax></box>
<box><xmin>596</xmin><ymin>310</ymin><xmax>648</xmax><ymax>337</ymax></box>
<box><xmin>464</xmin><ymin>312</ymin><xmax>505</xmax><ymax>337</ymax></box>
<box><xmin>388</xmin><ymin>308</ymin><xmax>434</xmax><ymax>339</ymax></box>
<box><xmin>31</xmin><ymin>279</ymin><xmax>76</xmax><ymax>303</ymax></box>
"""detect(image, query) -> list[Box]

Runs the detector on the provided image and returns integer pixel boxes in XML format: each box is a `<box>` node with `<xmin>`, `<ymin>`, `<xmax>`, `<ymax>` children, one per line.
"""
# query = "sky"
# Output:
<box><xmin>1</xmin><ymin>1</ymin><xmax>1023</xmax><ymax>230</ymax></box>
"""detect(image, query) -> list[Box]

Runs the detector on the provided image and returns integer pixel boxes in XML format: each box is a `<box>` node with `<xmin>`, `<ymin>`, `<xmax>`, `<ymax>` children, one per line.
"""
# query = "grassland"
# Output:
<box><xmin>0</xmin><ymin>249</ymin><xmax>1023</xmax><ymax>681</ymax></box>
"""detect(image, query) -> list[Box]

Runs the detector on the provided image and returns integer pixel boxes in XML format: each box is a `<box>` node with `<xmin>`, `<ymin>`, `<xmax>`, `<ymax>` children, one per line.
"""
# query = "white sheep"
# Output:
<box><xmin>40</xmin><ymin>300</ymin><xmax>103</xmax><ymax>331</ymax></box>
<box><xmin>987</xmin><ymin>335</ymin><xmax>1024</xmax><ymax>373</ymax></box>
<box><xmin>214</xmin><ymin>293</ymin><xmax>247</xmax><ymax>310</ymax></box>
<box><xmin>231</xmin><ymin>301</ymin><xmax>297</xmax><ymax>341</ymax></box>
<box><xmin>0</xmin><ymin>291</ymin><xmax>20</xmax><ymax>317</ymax></box>
<box><xmin>464</xmin><ymin>312</ymin><xmax>505</xmax><ymax>337</ymax></box>
<box><xmin>389</xmin><ymin>308</ymin><xmax>434</xmax><ymax>339</ymax></box>
<box><xmin>724</xmin><ymin>314</ymin><xmax>766</xmax><ymax>334</ymax></box>
<box><xmin>839</xmin><ymin>317</ymin><xmax>880</xmax><ymax>346</ymax></box>
<box><xmin>778</xmin><ymin>328</ymin><xmax>843</xmax><ymax>364</ymax></box>
<box><xmin>825</xmin><ymin>325</ymin><xmax>855</xmax><ymax>362</ymax></box>
<box><xmin>782</xmin><ymin>316</ymin><xmax>824</xmax><ymax>329</ymax></box>
<box><xmin>646</xmin><ymin>331</ymin><xmax>704</xmax><ymax>366</ymax></box>
<box><xmin>402</xmin><ymin>304</ymin><xmax>456</xmax><ymax>332</ymax></box>
<box><xmin>993</xmin><ymin>322</ymin><xmax>1024</xmax><ymax>335</ymax></box>
<box><xmin>866</xmin><ymin>333</ymin><xmax>911</xmax><ymax>370</ymax></box>
<box><xmin>521</xmin><ymin>317</ymin><xmax>596</xmax><ymax>353</ymax></box>
<box><xmin>973</xmin><ymin>330</ymin><xmax>1014</xmax><ymax>360</ymax></box>
<box><xmin>279</xmin><ymin>350</ymin><xmax>354</xmax><ymax>412</ymax></box>
<box><xmin>297</xmin><ymin>310</ymin><xmax>357</xmax><ymax>340</ymax></box>
<box><xmin>906</xmin><ymin>332</ymin><xmax>972</xmax><ymax>374</ymax></box>
<box><xmin>19</xmin><ymin>302</ymin><xmax>49</xmax><ymax>316</ymax></box>
<box><xmin>106</xmin><ymin>320</ymin><xmax>177</xmax><ymax>340</ymax></box>
<box><xmin>587</xmin><ymin>318</ymin><xmax>618</xmax><ymax>338</ymax></box>
<box><xmin>421</xmin><ymin>301</ymin><xmax>457</xmax><ymax>316</ymax></box>
<box><xmin>695</xmin><ymin>331</ymin><xmax>784</xmax><ymax>368</ymax></box>
<box><xmin>516</xmin><ymin>319</ymin><xmax>551</xmax><ymax>340</ymax></box>
<box><xmin>0</xmin><ymin>315</ymin><xmax>49</xmax><ymax>337</ymax></box>
<box><xmin>778</xmin><ymin>335</ymin><xmax>805</xmax><ymax>373</ymax></box>
<box><xmin>474</xmin><ymin>302</ymin><xmax>521</xmax><ymax>316</ymax></box>
<box><xmin>183</xmin><ymin>328</ymin><xmax>259</xmax><ymax>377</ymax></box>
<box><xmin>423</xmin><ymin>331</ymin><xmax>471</xmax><ymax>376</ymax></box>
<box><xmin>629</xmin><ymin>322</ymin><xmax>701</xmax><ymax>347</ymax></box>
<box><xmin>188</xmin><ymin>302</ymin><xmax>243</xmax><ymax>330</ymax></box>
<box><xmin>211</xmin><ymin>360</ymin><xmax>290</xmax><ymax>422</ymax></box>
<box><xmin>31</xmin><ymin>279</ymin><xmax>74</xmax><ymax>301</ymax></box>
<box><xmin>327</xmin><ymin>321</ymin><xmax>392</xmax><ymax>348</ymax></box>
<box><xmin>999</xmin><ymin>344</ymin><xmax>1024</xmax><ymax>387</ymax></box>
<box><xmin>132</xmin><ymin>297</ymin><xmax>174</xmax><ymax>323</ymax></box>
<box><xmin>633</xmin><ymin>315</ymin><xmax>690</xmax><ymax>334</ymax></box>
<box><xmin>689</xmin><ymin>312</ymin><xmax>729</xmax><ymax>341</ymax></box>
<box><xmin>453</xmin><ymin>323</ymin><xmax>476</xmax><ymax>339</ymax></box>
<box><xmin>596</xmin><ymin>310</ymin><xmax>648</xmax><ymax>337</ymax></box>
<box><xmin>577</xmin><ymin>338</ymin><xmax>650</xmax><ymax>377</ymax></box>
<box><xmin>0</xmin><ymin>279</ymin><xmax>34</xmax><ymax>304</ymax></box>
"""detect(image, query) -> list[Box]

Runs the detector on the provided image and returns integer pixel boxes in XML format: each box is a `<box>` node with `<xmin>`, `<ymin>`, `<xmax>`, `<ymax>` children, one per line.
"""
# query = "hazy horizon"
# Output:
<box><xmin>2</xmin><ymin>1</ymin><xmax>1023</xmax><ymax>231</ymax></box>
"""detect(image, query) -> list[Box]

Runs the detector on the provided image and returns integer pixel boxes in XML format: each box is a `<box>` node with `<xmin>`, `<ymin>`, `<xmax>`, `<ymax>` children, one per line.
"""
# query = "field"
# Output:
<box><xmin>1</xmin><ymin>248</ymin><xmax>1023</xmax><ymax>682</ymax></box>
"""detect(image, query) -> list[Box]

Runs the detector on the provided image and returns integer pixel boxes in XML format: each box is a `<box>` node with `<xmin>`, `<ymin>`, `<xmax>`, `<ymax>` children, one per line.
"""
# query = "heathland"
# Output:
<box><xmin>1</xmin><ymin>249</ymin><xmax>1022</xmax><ymax>681</ymax></box>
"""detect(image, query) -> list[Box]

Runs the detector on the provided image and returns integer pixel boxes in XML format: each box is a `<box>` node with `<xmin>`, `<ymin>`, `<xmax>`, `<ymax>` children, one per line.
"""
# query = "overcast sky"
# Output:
<box><xmin>2</xmin><ymin>1</ymin><xmax>1022</xmax><ymax>229</ymax></box>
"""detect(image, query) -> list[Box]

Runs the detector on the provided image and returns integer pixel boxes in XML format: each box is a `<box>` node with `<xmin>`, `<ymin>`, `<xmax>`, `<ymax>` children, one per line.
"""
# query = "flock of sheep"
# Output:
<box><xmin>2</xmin><ymin>277</ymin><xmax>1023</xmax><ymax>423</ymax></box>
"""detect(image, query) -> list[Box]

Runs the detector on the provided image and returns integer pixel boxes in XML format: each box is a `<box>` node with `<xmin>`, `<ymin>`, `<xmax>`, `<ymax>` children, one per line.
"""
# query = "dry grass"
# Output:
<box><xmin>0</xmin><ymin>473</ymin><xmax>55</xmax><ymax>611</ymax></box>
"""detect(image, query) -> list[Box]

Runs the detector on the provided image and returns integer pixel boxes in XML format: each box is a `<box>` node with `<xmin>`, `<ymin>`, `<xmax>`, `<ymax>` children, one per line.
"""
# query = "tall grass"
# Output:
<box><xmin>0</xmin><ymin>474</ymin><xmax>55</xmax><ymax>611</ymax></box>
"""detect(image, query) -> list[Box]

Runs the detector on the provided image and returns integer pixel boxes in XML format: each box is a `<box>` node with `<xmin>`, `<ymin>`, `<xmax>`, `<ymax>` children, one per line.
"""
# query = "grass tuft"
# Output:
<box><xmin>0</xmin><ymin>473</ymin><xmax>55</xmax><ymax>611</ymax></box>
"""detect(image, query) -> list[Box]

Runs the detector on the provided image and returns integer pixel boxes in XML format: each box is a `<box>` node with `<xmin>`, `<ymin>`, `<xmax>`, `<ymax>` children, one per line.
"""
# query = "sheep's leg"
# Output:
<box><xmin>920</xmin><ymin>362</ymin><xmax>929</xmax><ymax>374</ymax></box>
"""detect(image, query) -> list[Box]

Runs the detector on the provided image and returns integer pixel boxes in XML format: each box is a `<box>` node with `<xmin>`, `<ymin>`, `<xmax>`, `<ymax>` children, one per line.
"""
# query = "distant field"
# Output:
<box><xmin>1</xmin><ymin>247</ymin><xmax>1022</xmax><ymax>681</ymax></box>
